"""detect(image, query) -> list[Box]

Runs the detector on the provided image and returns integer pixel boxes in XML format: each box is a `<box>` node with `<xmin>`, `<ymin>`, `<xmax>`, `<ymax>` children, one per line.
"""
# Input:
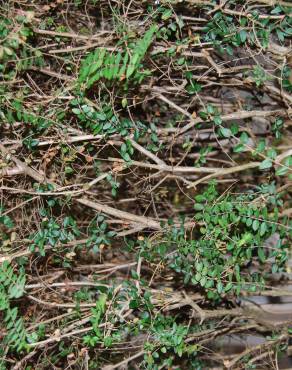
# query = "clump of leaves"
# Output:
<box><xmin>78</xmin><ymin>24</ymin><xmax>158</xmax><ymax>89</ymax></box>
<box><xmin>0</xmin><ymin>207</ymin><xmax>14</xmax><ymax>230</ymax></box>
<box><xmin>250</xmin><ymin>65</ymin><xmax>270</xmax><ymax>87</ymax></box>
<box><xmin>71</xmin><ymin>99</ymin><xmax>115</xmax><ymax>135</ymax></box>
<box><xmin>0</xmin><ymin>262</ymin><xmax>27</xmax><ymax>353</ymax></box>
<box><xmin>0</xmin><ymin>14</ymin><xmax>32</xmax><ymax>68</ymax></box>
<box><xmin>71</xmin><ymin>98</ymin><xmax>146</xmax><ymax>138</ymax></box>
<box><xmin>86</xmin><ymin>215</ymin><xmax>116</xmax><ymax>253</ymax></box>
<box><xmin>143</xmin><ymin>314</ymin><xmax>203</xmax><ymax>370</ymax></box>
<box><xmin>140</xmin><ymin>182</ymin><xmax>289</xmax><ymax>300</ymax></box>
<box><xmin>203</xmin><ymin>10</ymin><xmax>290</xmax><ymax>55</ymax></box>
<box><xmin>29</xmin><ymin>214</ymin><xmax>80</xmax><ymax>256</ymax></box>
<box><xmin>83</xmin><ymin>293</ymin><xmax>107</xmax><ymax>347</ymax></box>
<box><xmin>0</xmin><ymin>12</ymin><xmax>43</xmax><ymax>79</ymax></box>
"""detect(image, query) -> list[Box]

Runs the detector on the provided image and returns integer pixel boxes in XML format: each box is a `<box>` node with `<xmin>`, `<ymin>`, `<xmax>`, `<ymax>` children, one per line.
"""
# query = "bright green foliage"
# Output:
<box><xmin>194</xmin><ymin>146</ymin><xmax>214</xmax><ymax>167</ymax></box>
<box><xmin>80</xmin><ymin>285</ymin><xmax>204</xmax><ymax>368</ymax></box>
<box><xmin>126</xmin><ymin>24</ymin><xmax>158</xmax><ymax>78</ymax></box>
<box><xmin>142</xmin><ymin>315</ymin><xmax>204</xmax><ymax>370</ymax></box>
<box><xmin>140</xmin><ymin>182</ymin><xmax>289</xmax><ymax>300</ymax></box>
<box><xmin>78</xmin><ymin>24</ymin><xmax>158</xmax><ymax>88</ymax></box>
<box><xmin>0</xmin><ymin>17</ymin><xmax>31</xmax><ymax>67</ymax></box>
<box><xmin>0</xmin><ymin>262</ymin><xmax>26</xmax><ymax>305</ymax></box>
<box><xmin>0</xmin><ymin>14</ymin><xmax>43</xmax><ymax>79</ymax></box>
<box><xmin>150</xmin><ymin>319</ymin><xmax>188</xmax><ymax>357</ymax></box>
<box><xmin>84</xmin><ymin>294</ymin><xmax>107</xmax><ymax>345</ymax></box>
<box><xmin>0</xmin><ymin>262</ymin><xmax>27</xmax><ymax>352</ymax></box>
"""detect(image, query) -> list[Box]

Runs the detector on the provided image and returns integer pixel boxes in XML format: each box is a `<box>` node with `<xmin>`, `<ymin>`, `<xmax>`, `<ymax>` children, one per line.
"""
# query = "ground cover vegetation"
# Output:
<box><xmin>0</xmin><ymin>0</ymin><xmax>292</xmax><ymax>368</ymax></box>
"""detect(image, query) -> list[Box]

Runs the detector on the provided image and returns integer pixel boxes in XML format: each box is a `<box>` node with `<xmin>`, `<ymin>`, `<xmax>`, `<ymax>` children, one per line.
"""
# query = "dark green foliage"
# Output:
<box><xmin>140</xmin><ymin>182</ymin><xmax>289</xmax><ymax>300</ymax></box>
<box><xmin>71</xmin><ymin>98</ymin><xmax>146</xmax><ymax>137</ymax></box>
<box><xmin>29</xmin><ymin>214</ymin><xmax>80</xmax><ymax>256</ymax></box>
<box><xmin>86</xmin><ymin>215</ymin><xmax>116</xmax><ymax>253</ymax></box>
<box><xmin>203</xmin><ymin>9</ymin><xmax>291</xmax><ymax>54</ymax></box>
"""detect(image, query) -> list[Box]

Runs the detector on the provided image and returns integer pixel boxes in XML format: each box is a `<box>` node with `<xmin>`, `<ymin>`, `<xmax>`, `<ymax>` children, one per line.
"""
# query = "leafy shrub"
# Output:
<box><xmin>29</xmin><ymin>215</ymin><xmax>80</xmax><ymax>256</ymax></box>
<box><xmin>140</xmin><ymin>182</ymin><xmax>290</xmax><ymax>300</ymax></box>
<box><xmin>78</xmin><ymin>24</ymin><xmax>158</xmax><ymax>89</ymax></box>
<box><xmin>0</xmin><ymin>262</ymin><xmax>27</xmax><ymax>352</ymax></box>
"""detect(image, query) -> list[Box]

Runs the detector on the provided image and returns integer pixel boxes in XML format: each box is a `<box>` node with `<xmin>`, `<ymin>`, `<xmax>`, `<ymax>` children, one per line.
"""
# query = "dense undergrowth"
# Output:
<box><xmin>0</xmin><ymin>0</ymin><xmax>292</xmax><ymax>369</ymax></box>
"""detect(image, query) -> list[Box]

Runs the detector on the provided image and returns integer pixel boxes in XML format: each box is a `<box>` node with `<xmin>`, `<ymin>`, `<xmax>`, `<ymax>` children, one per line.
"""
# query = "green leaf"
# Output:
<box><xmin>103</xmin><ymin>122</ymin><xmax>112</xmax><ymax>130</ymax></box>
<box><xmin>207</xmin><ymin>105</ymin><xmax>214</xmax><ymax>115</ymax></box>
<box><xmin>276</xmin><ymin>166</ymin><xmax>288</xmax><ymax>176</ymax></box>
<box><xmin>118</xmin><ymin>52</ymin><xmax>129</xmax><ymax>78</ymax></box>
<box><xmin>256</xmin><ymin>139</ymin><xmax>266</xmax><ymax>153</ymax></box>
<box><xmin>194</xmin><ymin>195</ymin><xmax>206</xmax><ymax>203</ymax></box>
<box><xmin>213</xmin><ymin>116</ymin><xmax>222</xmax><ymax>125</ymax></box>
<box><xmin>126</xmin><ymin>55</ymin><xmax>139</xmax><ymax>79</ymax></box>
<box><xmin>4</xmin><ymin>47</ymin><xmax>13</xmax><ymax>56</ymax></box>
<box><xmin>239</xmin><ymin>29</ymin><xmax>247</xmax><ymax>43</ymax></box>
<box><xmin>89</xmin><ymin>48</ymin><xmax>106</xmax><ymax>76</ymax></box>
<box><xmin>161</xmin><ymin>346</ymin><xmax>167</xmax><ymax>353</ymax></box>
<box><xmin>121</xmin><ymin>143</ymin><xmax>127</xmax><ymax>154</ymax></box>
<box><xmin>162</xmin><ymin>9</ymin><xmax>172</xmax><ymax>20</ymax></box>
<box><xmin>267</xmin><ymin>148</ymin><xmax>277</xmax><ymax>159</ymax></box>
<box><xmin>200</xmin><ymin>276</ymin><xmax>207</xmax><ymax>287</ymax></box>
<box><xmin>284</xmin><ymin>156</ymin><xmax>292</xmax><ymax>167</ymax></box>
<box><xmin>102</xmin><ymin>54</ymin><xmax>111</xmax><ymax>79</ymax></box>
<box><xmin>106</xmin><ymin>54</ymin><xmax>115</xmax><ymax>80</ymax></box>
<box><xmin>194</xmin><ymin>203</ymin><xmax>204</xmax><ymax>211</ymax></box>
<box><xmin>240</xmin><ymin>132</ymin><xmax>249</xmax><ymax>144</ymax></box>
<box><xmin>87</xmin><ymin>72</ymin><xmax>101</xmax><ymax>88</ymax></box>
<box><xmin>217</xmin><ymin>281</ymin><xmax>223</xmax><ymax>294</ymax></box>
<box><xmin>224</xmin><ymin>282</ymin><xmax>233</xmax><ymax>292</ymax></box>
<box><xmin>233</xmin><ymin>143</ymin><xmax>244</xmax><ymax>153</ymax></box>
<box><xmin>8</xmin><ymin>276</ymin><xmax>25</xmax><ymax>299</ymax></box>
<box><xmin>195</xmin><ymin>261</ymin><xmax>203</xmax><ymax>272</ymax></box>
<box><xmin>220</xmin><ymin>127</ymin><xmax>232</xmax><ymax>138</ymax></box>
<box><xmin>260</xmin><ymin>222</ymin><xmax>267</xmax><ymax>236</ymax></box>
<box><xmin>121</xmin><ymin>97</ymin><xmax>127</xmax><ymax>108</ymax></box>
<box><xmin>195</xmin><ymin>272</ymin><xmax>201</xmax><ymax>282</ymax></box>
<box><xmin>258</xmin><ymin>248</ymin><xmax>266</xmax><ymax>263</ymax></box>
<box><xmin>238</xmin><ymin>232</ymin><xmax>252</xmax><ymax>246</ymax></box>
<box><xmin>0</xmin><ymin>215</ymin><xmax>14</xmax><ymax>228</ymax></box>
<box><xmin>122</xmin><ymin>153</ymin><xmax>131</xmax><ymax>162</ymax></box>
<box><xmin>199</xmin><ymin>111</ymin><xmax>208</xmax><ymax>120</ymax></box>
<box><xmin>276</xmin><ymin>29</ymin><xmax>285</xmax><ymax>42</ymax></box>
<box><xmin>176</xmin><ymin>57</ymin><xmax>185</xmax><ymax>66</ymax></box>
<box><xmin>126</xmin><ymin>24</ymin><xmax>158</xmax><ymax>79</ymax></box>
<box><xmin>112</xmin><ymin>51</ymin><xmax>122</xmax><ymax>78</ymax></box>
<box><xmin>271</xmin><ymin>5</ymin><xmax>282</xmax><ymax>14</ymax></box>
<box><xmin>231</xmin><ymin>124</ymin><xmax>239</xmax><ymax>135</ymax></box>
<box><xmin>252</xmin><ymin>219</ymin><xmax>259</xmax><ymax>231</ymax></box>
<box><xmin>259</xmin><ymin>159</ymin><xmax>273</xmax><ymax>170</ymax></box>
